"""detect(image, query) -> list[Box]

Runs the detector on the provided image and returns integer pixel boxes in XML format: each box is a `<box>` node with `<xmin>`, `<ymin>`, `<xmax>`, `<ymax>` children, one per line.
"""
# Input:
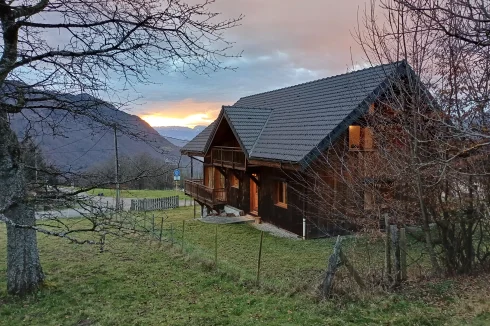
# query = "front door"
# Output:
<box><xmin>250</xmin><ymin>174</ymin><xmax>259</xmax><ymax>214</ymax></box>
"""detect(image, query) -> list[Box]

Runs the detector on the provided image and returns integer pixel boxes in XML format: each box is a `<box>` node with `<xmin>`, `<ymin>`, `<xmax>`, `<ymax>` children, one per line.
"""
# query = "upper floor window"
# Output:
<box><xmin>275</xmin><ymin>181</ymin><xmax>288</xmax><ymax>208</ymax></box>
<box><xmin>349</xmin><ymin>126</ymin><xmax>373</xmax><ymax>150</ymax></box>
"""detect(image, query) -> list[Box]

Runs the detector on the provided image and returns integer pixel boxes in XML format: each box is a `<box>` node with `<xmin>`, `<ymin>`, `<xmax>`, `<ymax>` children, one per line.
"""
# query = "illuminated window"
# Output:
<box><xmin>349</xmin><ymin>126</ymin><xmax>374</xmax><ymax>150</ymax></box>
<box><xmin>230</xmin><ymin>174</ymin><xmax>239</xmax><ymax>188</ymax></box>
<box><xmin>275</xmin><ymin>181</ymin><xmax>288</xmax><ymax>208</ymax></box>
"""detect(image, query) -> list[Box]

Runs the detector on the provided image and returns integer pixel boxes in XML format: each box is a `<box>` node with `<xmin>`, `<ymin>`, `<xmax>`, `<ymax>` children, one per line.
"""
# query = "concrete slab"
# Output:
<box><xmin>198</xmin><ymin>215</ymin><xmax>254</xmax><ymax>224</ymax></box>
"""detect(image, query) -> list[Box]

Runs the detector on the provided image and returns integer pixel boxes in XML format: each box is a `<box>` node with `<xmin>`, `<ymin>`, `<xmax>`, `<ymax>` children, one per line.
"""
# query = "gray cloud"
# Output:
<box><xmin>125</xmin><ymin>0</ymin><xmax>370</xmax><ymax>124</ymax></box>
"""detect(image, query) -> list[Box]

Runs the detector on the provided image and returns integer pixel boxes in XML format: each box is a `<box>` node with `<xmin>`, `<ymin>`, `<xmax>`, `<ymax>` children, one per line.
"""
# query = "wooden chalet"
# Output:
<box><xmin>181</xmin><ymin>61</ymin><xmax>424</xmax><ymax>239</ymax></box>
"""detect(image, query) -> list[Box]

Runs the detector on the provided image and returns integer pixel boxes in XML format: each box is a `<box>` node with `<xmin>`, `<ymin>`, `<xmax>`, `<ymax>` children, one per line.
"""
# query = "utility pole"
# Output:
<box><xmin>34</xmin><ymin>149</ymin><xmax>38</xmax><ymax>185</ymax></box>
<box><xmin>114</xmin><ymin>125</ymin><xmax>120</xmax><ymax>212</ymax></box>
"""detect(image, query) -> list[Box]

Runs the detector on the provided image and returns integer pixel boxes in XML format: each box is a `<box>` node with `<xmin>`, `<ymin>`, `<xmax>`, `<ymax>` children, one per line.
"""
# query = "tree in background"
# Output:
<box><xmin>0</xmin><ymin>0</ymin><xmax>241</xmax><ymax>295</ymax></box>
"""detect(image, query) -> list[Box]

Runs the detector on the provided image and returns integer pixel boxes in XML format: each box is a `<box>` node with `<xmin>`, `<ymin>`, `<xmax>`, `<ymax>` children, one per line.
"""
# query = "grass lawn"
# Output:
<box><xmin>0</xmin><ymin>207</ymin><xmax>489</xmax><ymax>325</ymax></box>
<box><xmin>86</xmin><ymin>188</ymin><xmax>190</xmax><ymax>200</ymax></box>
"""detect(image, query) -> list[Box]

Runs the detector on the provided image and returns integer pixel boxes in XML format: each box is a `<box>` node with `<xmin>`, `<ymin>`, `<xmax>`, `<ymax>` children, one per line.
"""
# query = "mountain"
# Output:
<box><xmin>8</xmin><ymin>92</ymin><xmax>183</xmax><ymax>172</ymax></box>
<box><xmin>154</xmin><ymin>125</ymin><xmax>208</xmax><ymax>147</ymax></box>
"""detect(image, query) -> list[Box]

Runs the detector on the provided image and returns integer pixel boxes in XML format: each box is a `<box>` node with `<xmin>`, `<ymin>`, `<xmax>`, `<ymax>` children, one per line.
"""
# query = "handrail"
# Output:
<box><xmin>184</xmin><ymin>179</ymin><xmax>227</xmax><ymax>205</ymax></box>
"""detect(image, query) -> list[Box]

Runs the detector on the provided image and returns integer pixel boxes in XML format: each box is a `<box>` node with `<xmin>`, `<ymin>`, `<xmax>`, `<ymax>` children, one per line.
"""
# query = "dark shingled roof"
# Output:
<box><xmin>180</xmin><ymin>120</ymin><xmax>217</xmax><ymax>155</ymax></box>
<box><xmin>182</xmin><ymin>61</ymin><xmax>409</xmax><ymax>165</ymax></box>
<box><xmin>223</xmin><ymin>106</ymin><xmax>272</xmax><ymax>155</ymax></box>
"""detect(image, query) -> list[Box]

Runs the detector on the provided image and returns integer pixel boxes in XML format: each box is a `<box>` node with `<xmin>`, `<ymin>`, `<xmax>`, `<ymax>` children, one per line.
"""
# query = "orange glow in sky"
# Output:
<box><xmin>138</xmin><ymin>99</ymin><xmax>225</xmax><ymax>128</ymax></box>
<box><xmin>141</xmin><ymin>113</ymin><xmax>215</xmax><ymax>128</ymax></box>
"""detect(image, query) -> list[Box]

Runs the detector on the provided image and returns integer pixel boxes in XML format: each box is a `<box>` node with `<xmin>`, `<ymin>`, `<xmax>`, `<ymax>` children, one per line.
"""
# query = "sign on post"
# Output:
<box><xmin>173</xmin><ymin>169</ymin><xmax>181</xmax><ymax>181</ymax></box>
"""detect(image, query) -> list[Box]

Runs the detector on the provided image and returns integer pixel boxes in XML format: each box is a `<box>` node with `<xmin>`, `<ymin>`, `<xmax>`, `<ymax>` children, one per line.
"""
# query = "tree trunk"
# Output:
<box><xmin>0</xmin><ymin>110</ymin><xmax>44</xmax><ymax>295</ymax></box>
<box><xmin>5</xmin><ymin>204</ymin><xmax>44</xmax><ymax>295</ymax></box>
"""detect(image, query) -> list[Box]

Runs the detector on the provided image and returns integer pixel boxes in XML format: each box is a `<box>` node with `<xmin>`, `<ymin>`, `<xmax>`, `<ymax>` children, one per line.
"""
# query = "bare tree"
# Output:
<box><xmin>288</xmin><ymin>0</ymin><xmax>490</xmax><ymax>284</ymax></box>
<box><xmin>0</xmin><ymin>0</ymin><xmax>241</xmax><ymax>295</ymax></box>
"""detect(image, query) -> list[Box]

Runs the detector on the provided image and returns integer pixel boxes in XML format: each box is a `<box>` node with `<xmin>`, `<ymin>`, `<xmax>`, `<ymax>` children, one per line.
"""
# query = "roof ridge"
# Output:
<box><xmin>236</xmin><ymin>61</ymin><xmax>404</xmax><ymax>102</ymax></box>
<box><xmin>248</xmin><ymin>109</ymin><xmax>273</xmax><ymax>157</ymax></box>
<box><xmin>223</xmin><ymin>105</ymin><xmax>275</xmax><ymax>111</ymax></box>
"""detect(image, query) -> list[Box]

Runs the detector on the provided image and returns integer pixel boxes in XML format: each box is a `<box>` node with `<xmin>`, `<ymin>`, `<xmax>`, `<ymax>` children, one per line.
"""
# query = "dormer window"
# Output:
<box><xmin>349</xmin><ymin>126</ymin><xmax>373</xmax><ymax>150</ymax></box>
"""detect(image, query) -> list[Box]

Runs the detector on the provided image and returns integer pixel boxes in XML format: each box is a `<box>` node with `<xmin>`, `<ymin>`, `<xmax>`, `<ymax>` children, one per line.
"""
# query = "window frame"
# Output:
<box><xmin>274</xmin><ymin>181</ymin><xmax>288</xmax><ymax>208</ymax></box>
<box><xmin>349</xmin><ymin>125</ymin><xmax>374</xmax><ymax>151</ymax></box>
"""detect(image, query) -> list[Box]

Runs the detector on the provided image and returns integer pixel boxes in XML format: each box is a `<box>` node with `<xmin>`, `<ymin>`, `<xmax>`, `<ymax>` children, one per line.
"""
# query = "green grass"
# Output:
<box><xmin>0</xmin><ymin>207</ymin><xmax>488</xmax><ymax>325</ymax></box>
<box><xmin>86</xmin><ymin>188</ymin><xmax>190</xmax><ymax>200</ymax></box>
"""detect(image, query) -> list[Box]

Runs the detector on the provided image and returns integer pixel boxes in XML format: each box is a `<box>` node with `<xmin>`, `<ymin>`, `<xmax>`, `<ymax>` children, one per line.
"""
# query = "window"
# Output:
<box><xmin>230</xmin><ymin>174</ymin><xmax>239</xmax><ymax>188</ymax></box>
<box><xmin>275</xmin><ymin>181</ymin><xmax>288</xmax><ymax>208</ymax></box>
<box><xmin>349</xmin><ymin>126</ymin><xmax>374</xmax><ymax>150</ymax></box>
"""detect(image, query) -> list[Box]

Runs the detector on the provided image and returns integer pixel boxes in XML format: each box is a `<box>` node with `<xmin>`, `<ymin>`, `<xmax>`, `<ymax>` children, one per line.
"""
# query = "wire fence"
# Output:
<box><xmin>116</xmin><ymin>208</ymin><xmax>434</xmax><ymax>297</ymax></box>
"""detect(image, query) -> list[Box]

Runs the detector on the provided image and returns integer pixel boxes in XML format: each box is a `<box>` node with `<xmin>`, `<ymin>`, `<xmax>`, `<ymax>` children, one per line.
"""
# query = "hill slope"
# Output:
<box><xmin>154</xmin><ymin>125</ymin><xmax>207</xmax><ymax>147</ymax></box>
<box><xmin>9</xmin><ymin>93</ymin><xmax>182</xmax><ymax>171</ymax></box>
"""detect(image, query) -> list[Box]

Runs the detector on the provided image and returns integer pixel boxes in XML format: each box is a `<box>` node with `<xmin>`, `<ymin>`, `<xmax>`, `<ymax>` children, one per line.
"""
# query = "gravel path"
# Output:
<box><xmin>252</xmin><ymin>222</ymin><xmax>301</xmax><ymax>240</ymax></box>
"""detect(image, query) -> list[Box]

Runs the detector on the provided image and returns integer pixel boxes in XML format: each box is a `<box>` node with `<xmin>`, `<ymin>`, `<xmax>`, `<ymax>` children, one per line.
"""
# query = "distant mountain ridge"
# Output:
<box><xmin>8</xmin><ymin>90</ymin><xmax>183</xmax><ymax>171</ymax></box>
<box><xmin>154</xmin><ymin>125</ymin><xmax>208</xmax><ymax>147</ymax></box>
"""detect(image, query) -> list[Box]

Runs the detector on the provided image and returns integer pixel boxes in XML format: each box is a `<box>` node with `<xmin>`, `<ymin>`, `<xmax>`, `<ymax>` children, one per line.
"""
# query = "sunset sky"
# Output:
<box><xmin>135</xmin><ymin>0</ymin><xmax>371</xmax><ymax>128</ymax></box>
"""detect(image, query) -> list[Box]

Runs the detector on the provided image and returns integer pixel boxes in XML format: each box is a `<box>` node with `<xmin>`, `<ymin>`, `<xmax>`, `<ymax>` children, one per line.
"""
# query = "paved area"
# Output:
<box><xmin>252</xmin><ymin>222</ymin><xmax>301</xmax><ymax>240</ymax></box>
<box><xmin>198</xmin><ymin>215</ymin><xmax>255</xmax><ymax>224</ymax></box>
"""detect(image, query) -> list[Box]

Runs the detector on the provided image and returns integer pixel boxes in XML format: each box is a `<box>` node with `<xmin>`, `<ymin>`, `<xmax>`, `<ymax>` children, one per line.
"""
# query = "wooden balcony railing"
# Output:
<box><xmin>211</xmin><ymin>146</ymin><xmax>246</xmax><ymax>170</ymax></box>
<box><xmin>184</xmin><ymin>179</ymin><xmax>226</xmax><ymax>206</ymax></box>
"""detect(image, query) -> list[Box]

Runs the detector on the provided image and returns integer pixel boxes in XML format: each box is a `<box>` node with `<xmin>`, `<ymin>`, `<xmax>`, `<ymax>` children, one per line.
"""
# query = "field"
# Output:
<box><xmin>86</xmin><ymin>188</ymin><xmax>190</xmax><ymax>200</ymax></box>
<box><xmin>1</xmin><ymin>207</ymin><xmax>490</xmax><ymax>325</ymax></box>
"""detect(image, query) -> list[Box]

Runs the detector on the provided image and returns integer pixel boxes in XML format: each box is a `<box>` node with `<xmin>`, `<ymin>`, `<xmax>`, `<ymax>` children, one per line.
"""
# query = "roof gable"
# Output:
<box><xmin>222</xmin><ymin>106</ymin><xmax>272</xmax><ymax>156</ymax></box>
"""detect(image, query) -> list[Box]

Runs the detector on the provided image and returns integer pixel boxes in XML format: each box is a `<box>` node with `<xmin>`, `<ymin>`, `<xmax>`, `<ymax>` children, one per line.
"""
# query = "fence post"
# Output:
<box><xmin>400</xmin><ymin>228</ymin><xmax>407</xmax><ymax>281</ymax></box>
<box><xmin>159</xmin><ymin>215</ymin><xmax>164</xmax><ymax>243</ymax></box>
<box><xmin>256</xmin><ymin>231</ymin><xmax>264</xmax><ymax>286</ymax></box>
<box><xmin>152</xmin><ymin>214</ymin><xmax>155</xmax><ymax>238</ymax></box>
<box><xmin>322</xmin><ymin>236</ymin><xmax>342</xmax><ymax>299</ymax></box>
<box><xmin>214</xmin><ymin>224</ymin><xmax>218</xmax><ymax>267</ymax></box>
<box><xmin>170</xmin><ymin>223</ymin><xmax>174</xmax><ymax>245</ymax></box>
<box><xmin>384</xmin><ymin>215</ymin><xmax>392</xmax><ymax>284</ymax></box>
<box><xmin>391</xmin><ymin>225</ymin><xmax>401</xmax><ymax>287</ymax></box>
<box><xmin>182</xmin><ymin>220</ymin><xmax>185</xmax><ymax>251</ymax></box>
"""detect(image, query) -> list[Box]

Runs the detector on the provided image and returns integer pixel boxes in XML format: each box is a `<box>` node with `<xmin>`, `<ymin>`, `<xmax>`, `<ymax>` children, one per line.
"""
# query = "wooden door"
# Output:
<box><xmin>250</xmin><ymin>174</ymin><xmax>259</xmax><ymax>214</ymax></box>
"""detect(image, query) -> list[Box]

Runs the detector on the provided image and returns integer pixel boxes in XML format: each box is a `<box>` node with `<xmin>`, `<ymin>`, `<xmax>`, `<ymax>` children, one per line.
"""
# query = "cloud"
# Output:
<box><xmin>123</xmin><ymin>0</ymin><xmax>371</xmax><ymax>126</ymax></box>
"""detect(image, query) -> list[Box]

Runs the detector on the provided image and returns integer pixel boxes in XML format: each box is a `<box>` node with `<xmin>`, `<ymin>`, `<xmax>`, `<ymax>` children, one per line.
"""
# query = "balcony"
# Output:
<box><xmin>184</xmin><ymin>179</ymin><xmax>227</xmax><ymax>207</ymax></box>
<box><xmin>211</xmin><ymin>146</ymin><xmax>246</xmax><ymax>170</ymax></box>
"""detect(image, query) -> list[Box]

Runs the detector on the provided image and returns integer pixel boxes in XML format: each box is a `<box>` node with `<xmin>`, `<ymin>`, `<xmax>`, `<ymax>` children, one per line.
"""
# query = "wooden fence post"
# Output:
<box><xmin>170</xmin><ymin>223</ymin><xmax>174</xmax><ymax>245</ymax></box>
<box><xmin>159</xmin><ymin>215</ymin><xmax>164</xmax><ymax>243</ymax></box>
<box><xmin>256</xmin><ymin>231</ymin><xmax>264</xmax><ymax>286</ymax></box>
<box><xmin>152</xmin><ymin>214</ymin><xmax>155</xmax><ymax>238</ymax></box>
<box><xmin>214</xmin><ymin>224</ymin><xmax>218</xmax><ymax>267</ymax></box>
<box><xmin>400</xmin><ymin>228</ymin><xmax>407</xmax><ymax>281</ymax></box>
<box><xmin>322</xmin><ymin>236</ymin><xmax>342</xmax><ymax>299</ymax></box>
<box><xmin>391</xmin><ymin>225</ymin><xmax>401</xmax><ymax>287</ymax></box>
<box><xmin>181</xmin><ymin>220</ymin><xmax>185</xmax><ymax>251</ymax></box>
<box><xmin>384</xmin><ymin>215</ymin><xmax>392</xmax><ymax>284</ymax></box>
